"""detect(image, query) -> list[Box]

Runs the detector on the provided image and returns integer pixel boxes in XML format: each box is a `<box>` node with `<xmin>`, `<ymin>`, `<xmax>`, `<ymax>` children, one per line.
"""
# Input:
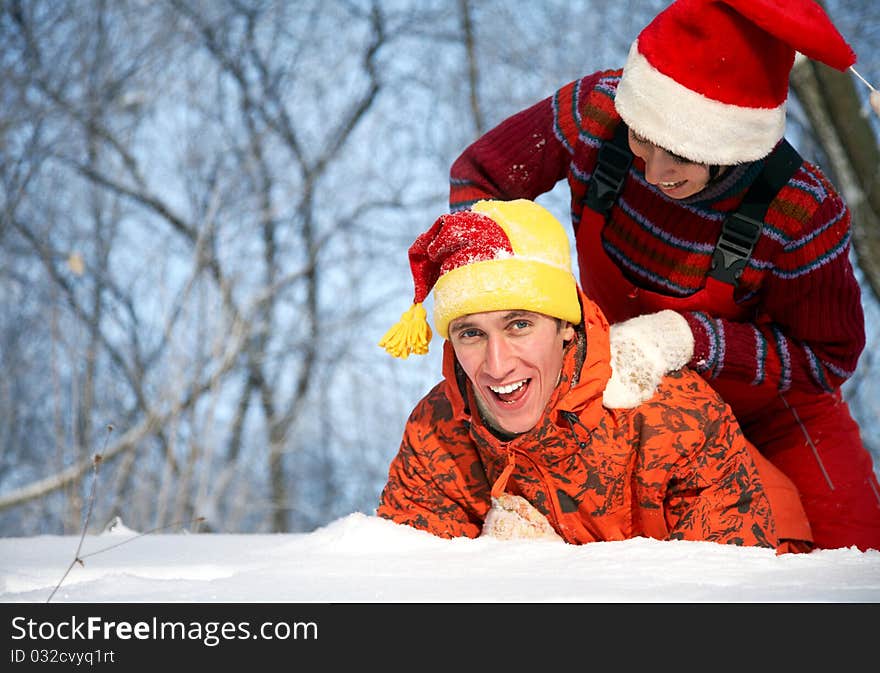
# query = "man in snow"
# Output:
<box><xmin>376</xmin><ymin>199</ymin><xmax>811</xmax><ymax>552</ymax></box>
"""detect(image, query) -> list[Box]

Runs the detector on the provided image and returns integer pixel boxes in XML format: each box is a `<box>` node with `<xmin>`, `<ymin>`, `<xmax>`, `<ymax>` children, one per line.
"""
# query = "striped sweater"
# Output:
<box><xmin>449</xmin><ymin>70</ymin><xmax>865</xmax><ymax>400</ymax></box>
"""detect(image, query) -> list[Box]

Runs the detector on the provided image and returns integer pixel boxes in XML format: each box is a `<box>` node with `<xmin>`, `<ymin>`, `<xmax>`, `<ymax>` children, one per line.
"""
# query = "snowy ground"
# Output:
<box><xmin>2</xmin><ymin>512</ymin><xmax>879</xmax><ymax>603</ymax></box>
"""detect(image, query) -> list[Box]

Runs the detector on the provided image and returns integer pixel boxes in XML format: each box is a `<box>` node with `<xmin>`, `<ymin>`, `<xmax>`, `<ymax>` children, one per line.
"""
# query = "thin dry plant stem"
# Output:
<box><xmin>78</xmin><ymin>516</ymin><xmax>206</xmax><ymax>561</ymax></box>
<box><xmin>46</xmin><ymin>425</ymin><xmax>113</xmax><ymax>603</ymax></box>
<box><xmin>45</xmin><ymin>426</ymin><xmax>206</xmax><ymax>602</ymax></box>
<box><xmin>47</xmin><ymin>425</ymin><xmax>113</xmax><ymax>603</ymax></box>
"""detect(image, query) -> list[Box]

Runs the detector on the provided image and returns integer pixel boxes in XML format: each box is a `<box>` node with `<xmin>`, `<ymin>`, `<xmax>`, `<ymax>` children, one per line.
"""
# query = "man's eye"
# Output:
<box><xmin>458</xmin><ymin>328</ymin><xmax>480</xmax><ymax>339</ymax></box>
<box><xmin>511</xmin><ymin>320</ymin><xmax>530</xmax><ymax>330</ymax></box>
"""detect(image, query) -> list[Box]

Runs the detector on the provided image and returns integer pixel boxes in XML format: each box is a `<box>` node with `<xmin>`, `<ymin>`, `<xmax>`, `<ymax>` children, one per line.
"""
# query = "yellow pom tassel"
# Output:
<box><xmin>379</xmin><ymin>303</ymin><xmax>433</xmax><ymax>358</ymax></box>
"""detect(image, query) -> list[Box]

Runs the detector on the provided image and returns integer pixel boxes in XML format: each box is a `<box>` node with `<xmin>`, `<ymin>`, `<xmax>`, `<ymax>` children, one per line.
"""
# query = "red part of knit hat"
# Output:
<box><xmin>615</xmin><ymin>0</ymin><xmax>857</xmax><ymax>165</ymax></box>
<box><xmin>408</xmin><ymin>211</ymin><xmax>514</xmax><ymax>305</ymax></box>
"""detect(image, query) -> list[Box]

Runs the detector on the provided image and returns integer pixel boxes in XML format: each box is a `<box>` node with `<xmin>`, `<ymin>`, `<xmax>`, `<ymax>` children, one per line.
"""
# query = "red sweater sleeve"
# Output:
<box><xmin>449</xmin><ymin>74</ymin><xmax>604</xmax><ymax>210</ymax></box>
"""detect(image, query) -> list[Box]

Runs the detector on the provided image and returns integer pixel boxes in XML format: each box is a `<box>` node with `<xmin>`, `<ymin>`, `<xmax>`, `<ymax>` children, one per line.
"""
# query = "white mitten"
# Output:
<box><xmin>481</xmin><ymin>493</ymin><xmax>563</xmax><ymax>541</ymax></box>
<box><xmin>603</xmin><ymin>309</ymin><xmax>694</xmax><ymax>409</ymax></box>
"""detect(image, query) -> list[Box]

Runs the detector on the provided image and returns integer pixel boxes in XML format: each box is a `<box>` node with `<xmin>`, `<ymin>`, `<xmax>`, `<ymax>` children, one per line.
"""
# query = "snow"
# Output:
<box><xmin>2</xmin><ymin>512</ymin><xmax>878</xmax><ymax>603</ymax></box>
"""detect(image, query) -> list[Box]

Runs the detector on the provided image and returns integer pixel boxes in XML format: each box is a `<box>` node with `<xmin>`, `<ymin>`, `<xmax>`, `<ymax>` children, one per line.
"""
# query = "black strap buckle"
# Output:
<box><xmin>707</xmin><ymin>138</ymin><xmax>802</xmax><ymax>287</ymax></box>
<box><xmin>710</xmin><ymin>211</ymin><xmax>764</xmax><ymax>286</ymax></box>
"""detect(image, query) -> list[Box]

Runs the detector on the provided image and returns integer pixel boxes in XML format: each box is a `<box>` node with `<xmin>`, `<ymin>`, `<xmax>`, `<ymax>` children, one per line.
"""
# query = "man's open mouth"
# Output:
<box><xmin>489</xmin><ymin>379</ymin><xmax>529</xmax><ymax>404</ymax></box>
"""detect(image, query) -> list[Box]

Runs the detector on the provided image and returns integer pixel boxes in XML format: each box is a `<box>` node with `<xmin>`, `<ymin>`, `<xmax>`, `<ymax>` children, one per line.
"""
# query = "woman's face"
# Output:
<box><xmin>628</xmin><ymin>128</ymin><xmax>713</xmax><ymax>200</ymax></box>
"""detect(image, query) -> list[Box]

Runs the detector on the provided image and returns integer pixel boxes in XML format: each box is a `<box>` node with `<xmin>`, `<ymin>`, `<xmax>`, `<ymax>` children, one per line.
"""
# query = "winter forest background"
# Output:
<box><xmin>1</xmin><ymin>0</ymin><xmax>879</xmax><ymax>538</ymax></box>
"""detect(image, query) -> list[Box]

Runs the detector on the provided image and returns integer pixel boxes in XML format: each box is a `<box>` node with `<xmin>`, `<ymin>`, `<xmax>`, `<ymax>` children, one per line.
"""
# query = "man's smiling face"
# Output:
<box><xmin>448</xmin><ymin>310</ymin><xmax>574</xmax><ymax>436</ymax></box>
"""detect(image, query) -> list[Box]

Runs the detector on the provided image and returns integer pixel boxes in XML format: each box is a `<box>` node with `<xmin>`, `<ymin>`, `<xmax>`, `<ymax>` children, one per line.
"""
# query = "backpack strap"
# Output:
<box><xmin>584</xmin><ymin>121</ymin><xmax>633</xmax><ymax>216</ymax></box>
<box><xmin>709</xmin><ymin>139</ymin><xmax>802</xmax><ymax>286</ymax></box>
<box><xmin>584</xmin><ymin>121</ymin><xmax>804</xmax><ymax>288</ymax></box>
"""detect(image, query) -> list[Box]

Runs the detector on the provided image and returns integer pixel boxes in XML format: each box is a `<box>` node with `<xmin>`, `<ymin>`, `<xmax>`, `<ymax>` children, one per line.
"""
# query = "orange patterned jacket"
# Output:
<box><xmin>377</xmin><ymin>291</ymin><xmax>812</xmax><ymax>552</ymax></box>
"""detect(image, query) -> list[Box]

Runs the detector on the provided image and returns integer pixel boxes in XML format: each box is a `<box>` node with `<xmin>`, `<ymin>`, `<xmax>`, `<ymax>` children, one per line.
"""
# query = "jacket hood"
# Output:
<box><xmin>441</xmin><ymin>287</ymin><xmax>613</xmax><ymax>433</ymax></box>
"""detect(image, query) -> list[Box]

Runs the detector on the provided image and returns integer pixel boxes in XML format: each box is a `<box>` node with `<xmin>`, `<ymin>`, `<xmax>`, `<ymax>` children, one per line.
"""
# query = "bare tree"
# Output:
<box><xmin>0</xmin><ymin>0</ymin><xmax>397</xmax><ymax>533</ymax></box>
<box><xmin>790</xmin><ymin>57</ymin><xmax>880</xmax><ymax>303</ymax></box>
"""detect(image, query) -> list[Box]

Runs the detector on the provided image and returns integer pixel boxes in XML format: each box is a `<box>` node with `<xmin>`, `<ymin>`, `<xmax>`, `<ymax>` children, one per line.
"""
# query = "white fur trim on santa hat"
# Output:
<box><xmin>615</xmin><ymin>41</ymin><xmax>786</xmax><ymax>166</ymax></box>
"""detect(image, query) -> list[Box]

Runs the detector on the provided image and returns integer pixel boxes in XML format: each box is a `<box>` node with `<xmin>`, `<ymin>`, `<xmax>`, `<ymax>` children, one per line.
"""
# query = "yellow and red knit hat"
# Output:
<box><xmin>379</xmin><ymin>199</ymin><xmax>581</xmax><ymax>358</ymax></box>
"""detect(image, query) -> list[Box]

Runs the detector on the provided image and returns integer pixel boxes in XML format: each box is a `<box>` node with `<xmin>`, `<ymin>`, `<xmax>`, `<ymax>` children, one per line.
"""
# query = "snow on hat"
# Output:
<box><xmin>614</xmin><ymin>0</ymin><xmax>857</xmax><ymax>165</ymax></box>
<box><xmin>379</xmin><ymin>199</ymin><xmax>581</xmax><ymax>359</ymax></box>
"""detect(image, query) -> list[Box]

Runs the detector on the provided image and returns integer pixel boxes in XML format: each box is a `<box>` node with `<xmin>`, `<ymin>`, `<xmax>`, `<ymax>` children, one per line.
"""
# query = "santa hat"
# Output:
<box><xmin>614</xmin><ymin>0</ymin><xmax>857</xmax><ymax>165</ymax></box>
<box><xmin>379</xmin><ymin>199</ymin><xmax>581</xmax><ymax>358</ymax></box>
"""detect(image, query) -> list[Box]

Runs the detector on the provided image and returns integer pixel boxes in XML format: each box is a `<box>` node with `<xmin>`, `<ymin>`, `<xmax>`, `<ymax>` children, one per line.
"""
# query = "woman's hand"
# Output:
<box><xmin>603</xmin><ymin>310</ymin><xmax>694</xmax><ymax>408</ymax></box>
